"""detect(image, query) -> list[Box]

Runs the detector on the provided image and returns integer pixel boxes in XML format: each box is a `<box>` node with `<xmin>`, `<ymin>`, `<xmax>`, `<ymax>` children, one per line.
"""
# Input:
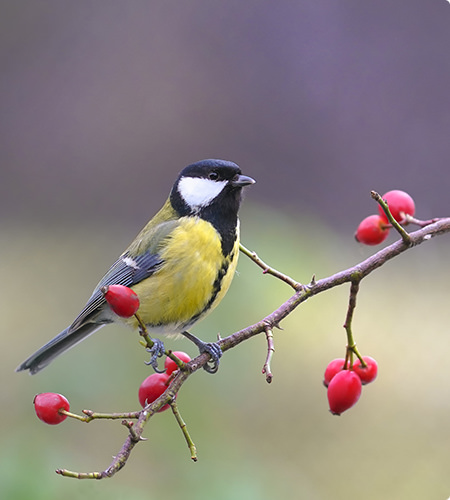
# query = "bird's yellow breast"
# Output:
<box><xmin>128</xmin><ymin>216</ymin><xmax>239</xmax><ymax>334</ymax></box>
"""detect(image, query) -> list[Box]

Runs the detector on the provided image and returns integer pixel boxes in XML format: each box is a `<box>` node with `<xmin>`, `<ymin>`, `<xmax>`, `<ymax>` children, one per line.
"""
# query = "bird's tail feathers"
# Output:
<box><xmin>16</xmin><ymin>323</ymin><xmax>106</xmax><ymax>375</ymax></box>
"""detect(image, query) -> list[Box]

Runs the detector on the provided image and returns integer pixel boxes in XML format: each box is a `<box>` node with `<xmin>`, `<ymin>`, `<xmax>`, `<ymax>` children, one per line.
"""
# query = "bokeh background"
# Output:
<box><xmin>2</xmin><ymin>1</ymin><xmax>450</xmax><ymax>499</ymax></box>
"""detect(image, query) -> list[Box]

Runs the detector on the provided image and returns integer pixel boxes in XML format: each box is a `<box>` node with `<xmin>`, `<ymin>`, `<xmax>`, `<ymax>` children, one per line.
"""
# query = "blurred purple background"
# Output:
<box><xmin>2</xmin><ymin>0</ymin><xmax>450</xmax><ymax>229</ymax></box>
<box><xmin>4</xmin><ymin>3</ymin><xmax>450</xmax><ymax>499</ymax></box>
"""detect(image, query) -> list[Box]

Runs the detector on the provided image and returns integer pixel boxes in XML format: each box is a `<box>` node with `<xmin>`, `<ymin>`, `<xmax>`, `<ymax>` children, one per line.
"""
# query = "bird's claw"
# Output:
<box><xmin>200</xmin><ymin>342</ymin><xmax>222</xmax><ymax>374</ymax></box>
<box><xmin>179</xmin><ymin>331</ymin><xmax>223</xmax><ymax>373</ymax></box>
<box><xmin>144</xmin><ymin>338</ymin><xmax>166</xmax><ymax>372</ymax></box>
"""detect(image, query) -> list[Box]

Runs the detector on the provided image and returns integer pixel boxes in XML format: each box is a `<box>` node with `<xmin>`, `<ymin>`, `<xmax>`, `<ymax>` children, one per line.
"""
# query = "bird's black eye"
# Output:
<box><xmin>208</xmin><ymin>171</ymin><xmax>219</xmax><ymax>181</ymax></box>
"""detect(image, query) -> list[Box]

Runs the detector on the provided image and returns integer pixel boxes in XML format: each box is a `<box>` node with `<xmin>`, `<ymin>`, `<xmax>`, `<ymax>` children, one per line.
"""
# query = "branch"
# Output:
<box><xmin>55</xmin><ymin>216</ymin><xmax>450</xmax><ymax>478</ymax></box>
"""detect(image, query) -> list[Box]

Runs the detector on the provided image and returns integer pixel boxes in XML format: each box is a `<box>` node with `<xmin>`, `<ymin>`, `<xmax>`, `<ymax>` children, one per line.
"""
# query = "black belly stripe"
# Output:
<box><xmin>186</xmin><ymin>257</ymin><xmax>231</xmax><ymax>327</ymax></box>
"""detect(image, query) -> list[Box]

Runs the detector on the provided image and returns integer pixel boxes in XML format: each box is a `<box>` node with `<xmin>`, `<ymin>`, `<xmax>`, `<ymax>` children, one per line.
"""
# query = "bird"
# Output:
<box><xmin>16</xmin><ymin>159</ymin><xmax>255</xmax><ymax>375</ymax></box>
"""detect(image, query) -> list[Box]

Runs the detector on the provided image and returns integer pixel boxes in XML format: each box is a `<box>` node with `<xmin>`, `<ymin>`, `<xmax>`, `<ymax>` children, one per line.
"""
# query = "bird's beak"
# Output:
<box><xmin>231</xmin><ymin>174</ymin><xmax>256</xmax><ymax>187</ymax></box>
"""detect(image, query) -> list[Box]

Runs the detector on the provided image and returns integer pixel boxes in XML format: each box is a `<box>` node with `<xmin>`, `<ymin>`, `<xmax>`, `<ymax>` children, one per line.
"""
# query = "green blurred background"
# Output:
<box><xmin>3</xmin><ymin>1</ymin><xmax>450</xmax><ymax>499</ymax></box>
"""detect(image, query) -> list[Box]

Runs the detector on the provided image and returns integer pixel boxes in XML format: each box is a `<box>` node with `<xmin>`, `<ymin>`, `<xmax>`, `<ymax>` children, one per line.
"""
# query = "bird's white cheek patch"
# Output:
<box><xmin>178</xmin><ymin>177</ymin><xmax>228</xmax><ymax>209</ymax></box>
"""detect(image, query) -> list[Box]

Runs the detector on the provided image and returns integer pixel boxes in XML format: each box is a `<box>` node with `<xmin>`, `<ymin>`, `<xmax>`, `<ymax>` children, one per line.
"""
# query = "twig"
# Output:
<box><xmin>60</xmin><ymin>409</ymin><xmax>141</xmax><ymax>423</ymax></box>
<box><xmin>404</xmin><ymin>215</ymin><xmax>441</xmax><ymax>227</ymax></box>
<box><xmin>371</xmin><ymin>191</ymin><xmax>412</xmax><ymax>245</ymax></box>
<box><xmin>342</xmin><ymin>280</ymin><xmax>365</xmax><ymax>367</ymax></box>
<box><xmin>56</xmin><ymin>469</ymin><xmax>103</xmax><ymax>479</ymax></box>
<box><xmin>262</xmin><ymin>326</ymin><xmax>275</xmax><ymax>383</ymax></box>
<box><xmin>239</xmin><ymin>243</ymin><xmax>302</xmax><ymax>291</ymax></box>
<box><xmin>170</xmin><ymin>401</ymin><xmax>197</xmax><ymax>461</ymax></box>
<box><xmin>121</xmin><ymin>420</ymin><xmax>142</xmax><ymax>442</ymax></box>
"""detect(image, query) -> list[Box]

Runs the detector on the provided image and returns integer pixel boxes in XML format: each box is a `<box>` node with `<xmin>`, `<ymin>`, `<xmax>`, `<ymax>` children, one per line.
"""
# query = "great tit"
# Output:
<box><xmin>16</xmin><ymin>159</ymin><xmax>255</xmax><ymax>375</ymax></box>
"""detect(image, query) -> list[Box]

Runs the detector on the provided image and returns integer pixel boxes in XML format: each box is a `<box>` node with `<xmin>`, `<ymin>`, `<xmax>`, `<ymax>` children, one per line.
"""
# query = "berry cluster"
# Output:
<box><xmin>138</xmin><ymin>351</ymin><xmax>191</xmax><ymax>412</ymax></box>
<box><xmin>323</xmin><ymin>356</ymin><xmax>378</xmax><ymax>415</ymax></box>
<box><xmin>355</xmin><ymin>190</ymin><xmax>415</xmax><ymax>245</ymax></box>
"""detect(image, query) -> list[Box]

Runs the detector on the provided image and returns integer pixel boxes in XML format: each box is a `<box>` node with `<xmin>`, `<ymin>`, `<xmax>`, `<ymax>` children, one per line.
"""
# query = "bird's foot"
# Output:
<box><xmin>181</xmin><ymin>331</ymin><xmax>222</xmax><ymax>374</ymax></box>
<box><xmin>144</xmin><ymin>338</ymin><xmax>166</xmax><ymax>373</ymax></box>
<box><xmin>200</xmin><ymin>342</ymin><xmax>222</xmax><ymax>374</ymax></box>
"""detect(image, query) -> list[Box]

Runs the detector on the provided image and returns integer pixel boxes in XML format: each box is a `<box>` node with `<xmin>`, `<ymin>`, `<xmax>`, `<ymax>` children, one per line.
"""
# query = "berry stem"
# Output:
<box><xmin>403</xmin><ymin>215</ymin><xmax>441</xmax><ymax>227</ymax></box>
<box><xmin>371</xmin><ymin>191</ymin><xmax>412</xmax><ymax>245</ymax></box>
<box><xmin>166</xmin><ymin>350</ymin><xmax>190</xmax><ymax>372</ymax></box>
<box><xmin>58</xmin><ymin>409</ymin><xmax>89</xmax><ymax>422</ymax></box>
<box><xmin>136</xmin><ymin>313</ymin><xmax>189</xmax><ymax>371</ymax></box>
<box><xmin>343</xmin><ymin>280</ymin><xmax>366</xmax><ymax>368</ymax></box>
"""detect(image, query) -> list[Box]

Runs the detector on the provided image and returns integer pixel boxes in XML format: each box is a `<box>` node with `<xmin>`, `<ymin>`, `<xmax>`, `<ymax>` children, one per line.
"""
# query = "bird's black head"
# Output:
<box><xmin>171</xmin><ymin>159</ymin><xmax>255</xmax><ymax>217</ymax></box>
<box><xmin>170</xmin><ymin>159</ymin><xmax>255</xmax><ymax>254</ymax></box>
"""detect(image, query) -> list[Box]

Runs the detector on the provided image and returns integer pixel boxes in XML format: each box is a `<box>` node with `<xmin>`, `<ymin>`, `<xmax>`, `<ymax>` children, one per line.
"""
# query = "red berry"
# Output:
<box><xmin>164</xmin><ymin>351</ymin><xmax>191</xmax><ymax>376</ymax></box>
<box><xmin>33</xmin><ymin>392</ymin><xmax>70</xmax><ymax>425</ymax></box>
<box><xmin>102</xmin><ymin>284</ymin><xmax>140</xmax><ymax>318</ymax></box>
<box><xmin>138</xmin><ymin>373</ymin><xmax>172</xmax><ymax>412</ymax></box>
<box><xmin>323</xmin><ymin>358</ymin><xmax>346</xmax><ymax>387</ymax></box>
<box><xmin>327</xmin><ymin>370</ymin><xmax>362</xmax><ymax>415</ymax></box>
<box><xmin>378</xmin><ymin>190</ymin><xmax>415</xmax><ymax>223</ymax></box>
<box><xmin>355</xmin><ymin>215</ymin><xmax>389</xmax><ymax>245</ymax></box>
<box><xmin>352</xmin><ymin>356</ymin><xmax>378</xmax><ymax>385</ymax></box>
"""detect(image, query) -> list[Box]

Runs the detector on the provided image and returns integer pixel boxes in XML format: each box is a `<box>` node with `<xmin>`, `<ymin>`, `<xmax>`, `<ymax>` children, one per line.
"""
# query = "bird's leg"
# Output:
<box><xmin>144</xmin><ymin>338</ymin><xmax>166</xmax><ymax>373</ymax></box>
<box><xmin>181</xmin><ymin>331</ymin><xmax>222</xmax><ymax>374</ymax></box>
<box><xmin>136</xmin><ymin>313</ymin><xmax>166</xmax><ymax>372</ymax></box>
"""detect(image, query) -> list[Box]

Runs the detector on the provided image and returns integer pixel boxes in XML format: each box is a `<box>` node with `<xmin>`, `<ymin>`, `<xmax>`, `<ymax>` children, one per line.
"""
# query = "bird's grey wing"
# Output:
<box><xmin>16</xmin><ymin>220</ymin><xmax>180</xmax><ymax>374</ymax></box>
<box><xmin>70</xmin><ymin>250</ymin><xmax>164</xmax><ymax>330</ymax></box>
<box><xmin>15</xmin><ymin>251</ymin><xmax>164</xmax><ymax>374</ymax></box>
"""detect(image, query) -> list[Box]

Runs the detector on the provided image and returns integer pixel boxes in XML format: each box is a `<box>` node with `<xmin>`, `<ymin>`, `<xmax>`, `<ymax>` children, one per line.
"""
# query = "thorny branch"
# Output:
<box><xmin>56</xmin><ymin>212</ymin><xmax>450</xmax><ymax>479</ymax></box>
